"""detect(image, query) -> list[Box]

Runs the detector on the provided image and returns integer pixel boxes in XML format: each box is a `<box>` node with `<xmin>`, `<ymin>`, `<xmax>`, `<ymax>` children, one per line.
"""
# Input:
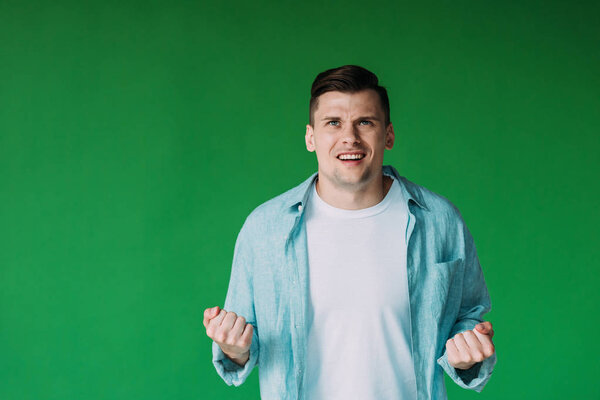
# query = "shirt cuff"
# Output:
<box><xmin>212</xmin><ymin>332</ymin><xmax>259</xmax><ymax>387</ymax></box>
<box><xmin>437</xmin><ymin>351</ymin><xmax>497</xmax><ymax>392</ymax></box>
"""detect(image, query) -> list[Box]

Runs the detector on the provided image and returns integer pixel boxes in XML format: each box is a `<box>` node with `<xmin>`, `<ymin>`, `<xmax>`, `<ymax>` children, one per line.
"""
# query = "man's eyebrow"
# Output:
<box><xmin>320</xmin><ymin>115</ymin><xmax>381</xmax><ymax>121</ymax></box>
<box><xmin>355</xmin><ymin>115</ymin><xmax>380</xmax><ymax>121</ymax></box>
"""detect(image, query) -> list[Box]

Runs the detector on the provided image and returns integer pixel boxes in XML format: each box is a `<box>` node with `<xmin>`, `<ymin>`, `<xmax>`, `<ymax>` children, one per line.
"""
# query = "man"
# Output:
<box><xmin>203</xmin><ymin>65</ymin><xmax>496</xmax><ymax>399</ymax></box>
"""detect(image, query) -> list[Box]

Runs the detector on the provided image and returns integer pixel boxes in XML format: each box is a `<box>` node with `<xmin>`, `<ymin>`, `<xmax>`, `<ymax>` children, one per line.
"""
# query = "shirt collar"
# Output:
<box><xmin>286</xmin><ymin>165</ymin><xmax>429</xmax><ymax>214</ymax></box>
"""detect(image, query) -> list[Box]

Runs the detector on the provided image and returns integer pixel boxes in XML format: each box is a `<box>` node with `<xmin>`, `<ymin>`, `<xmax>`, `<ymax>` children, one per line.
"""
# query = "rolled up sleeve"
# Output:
<box><xmin>211</xmin><ymin>218</ymin><xmax>260</xmax><ymax>386</ymax></box>
<box><xmin>437</xmin><ymin>219</ymin><xmax>496</xmax><ymax>392</ymax></box>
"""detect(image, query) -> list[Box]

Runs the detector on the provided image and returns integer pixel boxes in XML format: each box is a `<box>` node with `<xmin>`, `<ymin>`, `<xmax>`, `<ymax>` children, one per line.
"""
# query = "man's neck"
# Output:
<box><xmin>315</xmin><ymin>174</ymin><xmax>393</xmax><ymax>210</ymax></box>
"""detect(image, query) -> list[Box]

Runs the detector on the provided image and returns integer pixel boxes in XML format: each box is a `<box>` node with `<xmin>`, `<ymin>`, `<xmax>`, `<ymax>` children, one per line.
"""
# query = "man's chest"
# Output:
<box><xmin>305</xmin><ymin>210</ymin><xmax>409</xmax><ymax>310</ymax></box>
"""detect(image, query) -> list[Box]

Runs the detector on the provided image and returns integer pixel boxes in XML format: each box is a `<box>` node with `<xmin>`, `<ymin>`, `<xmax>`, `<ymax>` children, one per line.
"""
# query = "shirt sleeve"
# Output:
<box><xmin>211</xmin><ymin>218</ymin><xmax>260</xmax><ymax>386</ymax></box>
<box><xmin>436</xmin><ymin>218</ymin><xmax>497</xmax><ymax>392</ymax></box>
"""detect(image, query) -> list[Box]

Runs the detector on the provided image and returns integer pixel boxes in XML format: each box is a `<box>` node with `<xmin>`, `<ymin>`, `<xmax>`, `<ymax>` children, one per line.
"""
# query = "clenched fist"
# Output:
<box><xmin>203</xmin><ymin>306</ymin><xmax>254</xmax><ymax>367</ymax></box>
<box><xmin>446</xmin><ymin>321</ymin><xmax>495</xmax><ymax>370</ymax></box>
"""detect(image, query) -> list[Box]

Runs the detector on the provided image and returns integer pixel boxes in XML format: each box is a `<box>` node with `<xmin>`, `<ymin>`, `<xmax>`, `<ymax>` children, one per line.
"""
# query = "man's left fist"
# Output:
<box><xmin>446</xmin><ymin>321</ymin><xmax>495</xmax><ymax>370</ymax></box>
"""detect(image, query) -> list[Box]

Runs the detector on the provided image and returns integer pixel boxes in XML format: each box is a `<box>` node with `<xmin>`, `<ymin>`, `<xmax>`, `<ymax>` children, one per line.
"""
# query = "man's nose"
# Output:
<box><xmin>341</xmin><ymin>125</ymin><xmax>361</xmax><ymax>145</ymax></box>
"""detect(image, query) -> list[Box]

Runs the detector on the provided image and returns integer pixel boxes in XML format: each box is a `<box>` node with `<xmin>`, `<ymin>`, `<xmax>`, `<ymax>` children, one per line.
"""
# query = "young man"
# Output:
<box><xmin>203</xmin><ymin>65</ymin><xmax>496</xmax><ymax>399</ymax></box>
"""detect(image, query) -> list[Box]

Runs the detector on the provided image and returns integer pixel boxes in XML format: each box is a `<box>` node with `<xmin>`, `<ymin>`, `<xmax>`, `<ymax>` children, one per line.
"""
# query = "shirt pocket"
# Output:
<box><xmin>426</xmin><ymin>258</ymin><xmax>464</xmax><ymax>321</ymax></box>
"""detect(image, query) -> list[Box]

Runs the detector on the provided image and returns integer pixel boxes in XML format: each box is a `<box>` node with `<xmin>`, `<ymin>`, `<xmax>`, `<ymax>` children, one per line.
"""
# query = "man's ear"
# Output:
<box><xmin>385</xmin><ymin>122</ymin><xmax>395</xmax><ymax>150</ymax></box>
<box><xmin>305</xmin><ymin>124</ymin><xmax>316</xmax><ymax>152</ymax></box>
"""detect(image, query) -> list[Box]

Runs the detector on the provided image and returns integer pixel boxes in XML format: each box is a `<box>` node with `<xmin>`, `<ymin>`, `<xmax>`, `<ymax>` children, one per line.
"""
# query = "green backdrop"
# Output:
<box><xmin>1</xmin><ymin>1</ymin><xmax>599</xmax><ymax>399</ymax></box>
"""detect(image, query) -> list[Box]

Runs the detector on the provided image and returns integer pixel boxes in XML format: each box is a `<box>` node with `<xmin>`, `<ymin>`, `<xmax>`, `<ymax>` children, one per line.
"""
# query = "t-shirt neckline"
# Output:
<box><xmin>309</xmin><ymin>175</ymin><xmax>401</xmax><ymax>219</ymax></box>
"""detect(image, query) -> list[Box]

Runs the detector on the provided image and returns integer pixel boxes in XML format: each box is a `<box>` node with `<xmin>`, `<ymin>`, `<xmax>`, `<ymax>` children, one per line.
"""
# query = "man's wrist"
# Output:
<box><xmin>453</xmin><ymin>361</ymin><xmax>476</xmax><ymax>370</ymax></box>
<box><xmin>224</xmin><ymin>350</ymin><xmax>250</xmax><ymax>367</ymax></box>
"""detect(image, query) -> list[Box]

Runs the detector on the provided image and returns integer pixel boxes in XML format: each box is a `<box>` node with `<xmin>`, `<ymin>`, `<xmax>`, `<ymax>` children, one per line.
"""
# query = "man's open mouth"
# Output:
<box><xmin>337</xmin><ymin>153</ymin><xmax>366</xmax><ymax>160</ymax></box>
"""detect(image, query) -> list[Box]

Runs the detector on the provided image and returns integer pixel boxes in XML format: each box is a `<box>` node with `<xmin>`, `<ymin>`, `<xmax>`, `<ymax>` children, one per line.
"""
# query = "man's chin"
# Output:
<box><xmin>332</xmin><ymin>170</ymin><xmax>373</xmax><ymax>190</ymax></box>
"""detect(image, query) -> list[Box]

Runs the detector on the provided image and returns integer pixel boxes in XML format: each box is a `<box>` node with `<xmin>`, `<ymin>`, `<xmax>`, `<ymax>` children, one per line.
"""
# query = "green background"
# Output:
<box><xmin>1</xmin><ymin>1</ymin><xmax>599</xmax><ymax>399</ymax></box>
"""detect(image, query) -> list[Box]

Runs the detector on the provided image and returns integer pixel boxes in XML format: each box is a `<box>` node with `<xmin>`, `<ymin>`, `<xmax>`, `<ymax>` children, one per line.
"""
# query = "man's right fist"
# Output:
<box><xmin>203</xmin><ymin>306</ymin><xmax>253</xmax><ymax>367</ymax></box>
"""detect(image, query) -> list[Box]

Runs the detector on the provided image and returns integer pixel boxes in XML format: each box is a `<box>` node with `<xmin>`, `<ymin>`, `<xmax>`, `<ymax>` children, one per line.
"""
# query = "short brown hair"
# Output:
<box><xmin>309</xmin><ymin>65</ymin><xmax>390</xmax><ymax>126</ymax></box>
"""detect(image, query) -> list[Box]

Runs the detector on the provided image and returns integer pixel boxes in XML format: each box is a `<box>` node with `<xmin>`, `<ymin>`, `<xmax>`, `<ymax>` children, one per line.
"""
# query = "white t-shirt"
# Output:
<box><xmin>302</xmin><ymin>177</ymin><xmax>417</xmax><ymax>400</ymax></box>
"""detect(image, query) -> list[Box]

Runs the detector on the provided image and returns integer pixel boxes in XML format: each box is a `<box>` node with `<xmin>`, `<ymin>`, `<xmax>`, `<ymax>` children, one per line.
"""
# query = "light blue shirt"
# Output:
<box><xmin>212</xmin><ymin>165</ymin><xmax>496</xmax><ymax>399</ymax></box>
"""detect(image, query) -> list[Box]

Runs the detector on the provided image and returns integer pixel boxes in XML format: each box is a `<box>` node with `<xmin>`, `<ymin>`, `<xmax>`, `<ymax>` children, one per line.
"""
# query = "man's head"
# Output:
<box><xmin>305</xmin><ymin>65</ymin><xmax>394</xmax><ymax>193</ymax></box>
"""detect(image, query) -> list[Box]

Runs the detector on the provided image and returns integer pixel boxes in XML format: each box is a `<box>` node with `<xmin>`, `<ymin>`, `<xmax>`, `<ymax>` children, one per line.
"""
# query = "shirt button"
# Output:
<box><xmin>298</xmin><ymin>204</ymin><xmax>303</xmax><ymax>212</ymax></box>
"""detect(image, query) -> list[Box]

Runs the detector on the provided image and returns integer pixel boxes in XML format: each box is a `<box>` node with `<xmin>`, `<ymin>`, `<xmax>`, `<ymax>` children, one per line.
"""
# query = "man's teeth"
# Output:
<box><xmin>338</xmin><ymin>154</ymin><xmax>364</xmax><ymax>160</ymax></box>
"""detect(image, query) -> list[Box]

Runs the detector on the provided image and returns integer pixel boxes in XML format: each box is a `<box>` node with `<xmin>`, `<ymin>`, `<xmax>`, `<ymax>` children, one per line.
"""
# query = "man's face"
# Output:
<box><xmin>305</xmin><ymin>89</ymin><xmax>394</xmax><ymax>191</ymax></box>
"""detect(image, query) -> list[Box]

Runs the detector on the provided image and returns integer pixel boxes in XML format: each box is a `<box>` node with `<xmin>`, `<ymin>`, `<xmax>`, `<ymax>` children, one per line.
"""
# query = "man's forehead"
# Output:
<box><xmin>315</xmin><ymin>90</ymin><xmax>382</xmax><ymax>116</ymax></box>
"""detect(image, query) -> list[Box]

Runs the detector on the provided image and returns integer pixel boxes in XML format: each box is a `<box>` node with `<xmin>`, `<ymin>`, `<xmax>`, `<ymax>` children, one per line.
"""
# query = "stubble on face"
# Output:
<box><xmin>328</xmin><ymin>162</ymin><xmax>376</xmax><ymax>192</ymax></box>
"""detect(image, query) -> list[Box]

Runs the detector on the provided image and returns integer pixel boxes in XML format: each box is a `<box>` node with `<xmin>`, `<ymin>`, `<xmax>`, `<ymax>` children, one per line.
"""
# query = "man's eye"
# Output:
<box><xmin>328</xmin><ymin>121</ymin><xmax>340</xmax><ymax>126</ymax></box>
<box><xmin>359</xmin><ymin>120</ymin><xmax>372</xmax><ymax>126</ymax></box>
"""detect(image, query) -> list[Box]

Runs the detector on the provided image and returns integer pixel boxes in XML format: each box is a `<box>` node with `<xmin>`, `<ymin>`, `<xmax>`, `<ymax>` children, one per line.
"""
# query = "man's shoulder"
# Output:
<box><xmin>397</xmin><ymin>175</ymin><xmax>472</xmax><ymax>251</ymax></box>
<box><xmin>241</xmin><ymin>172</ymin><xmax>316</xmax><ymax>232</ymax></box>
<box><xmin>397</xmin><ymin>174</ymin><xmax>464</xmax><ymax>221</ymax></box>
